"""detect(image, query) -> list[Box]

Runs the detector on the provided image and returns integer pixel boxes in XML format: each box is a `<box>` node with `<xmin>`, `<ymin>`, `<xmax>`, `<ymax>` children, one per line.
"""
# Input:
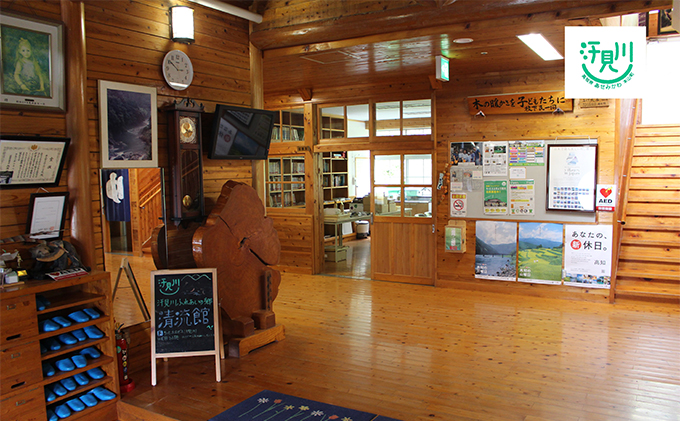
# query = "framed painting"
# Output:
<box><xmin>0</xmin><ymin>11</ymin><xmax>65</xmax><ymax>111</ymax></box>
<box><xmin>0</xmin><ymin>135</ymin><xmax>70</xmax><ymax>189</ymax></box>
<box><xmin>26</xmin><ymin>191</ymin><xmax>69</xmax><ymax>240</ymax></box>
<box><xmin>658</xmin><ymin>9</ymin><xmax>677</xmax><ymax>35</ymax></box>
<box><xmin>99</xmin><ymin>80</ymin><xmax>158</xmax><ymax>168</ymax></box>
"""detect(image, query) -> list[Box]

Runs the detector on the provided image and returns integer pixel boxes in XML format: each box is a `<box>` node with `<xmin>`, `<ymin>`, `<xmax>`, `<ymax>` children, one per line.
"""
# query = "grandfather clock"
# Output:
<box><xmin>166</xmin><ymin>98</ymin><xmax>205</xmax><ymax>224</ymax></box>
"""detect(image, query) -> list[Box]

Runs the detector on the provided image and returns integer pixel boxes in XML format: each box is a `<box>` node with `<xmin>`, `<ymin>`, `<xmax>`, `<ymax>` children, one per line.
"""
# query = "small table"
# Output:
<box><xmin>323</xmin><ymin>213</ymin><xmax>372</xmax><ymax>262</ymax></box>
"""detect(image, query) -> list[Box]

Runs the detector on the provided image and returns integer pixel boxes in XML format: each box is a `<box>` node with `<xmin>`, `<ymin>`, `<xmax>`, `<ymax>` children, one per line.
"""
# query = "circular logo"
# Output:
<box><xmin>570</xmin><ymin>239</ymin><xmax>582</xmax><ymax>250</ymax></box>
<box><xmin>453</xmin><ymin>199</ymin><xmax>464</xmax><ymax>211</ymax></box>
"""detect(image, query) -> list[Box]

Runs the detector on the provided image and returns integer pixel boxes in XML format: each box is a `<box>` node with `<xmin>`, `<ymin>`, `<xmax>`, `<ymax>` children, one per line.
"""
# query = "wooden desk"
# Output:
<box><xmin>323</xmin><ymin>213</ymin><xmax>372</xmax><ymax>261</ymax></box>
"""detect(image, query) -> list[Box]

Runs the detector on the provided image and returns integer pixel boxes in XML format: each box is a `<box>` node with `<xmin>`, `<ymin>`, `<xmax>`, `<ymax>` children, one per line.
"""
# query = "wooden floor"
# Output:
<box><xmin>323</xmin><ymin>237</ymin><xmax>371</xmax><ymax>279</ymax></box>
<box><xmin>118</xmin><ymin>270</ymin><xmax>680</xmax><ymax>421</ymax></box>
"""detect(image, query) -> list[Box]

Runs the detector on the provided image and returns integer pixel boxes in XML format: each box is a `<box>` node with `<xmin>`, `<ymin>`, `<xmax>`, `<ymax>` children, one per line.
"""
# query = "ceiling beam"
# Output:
<box><xmin>253</xmin><ymin>0</ymin><xmax>671</xmax><ymax>52</ymax></box>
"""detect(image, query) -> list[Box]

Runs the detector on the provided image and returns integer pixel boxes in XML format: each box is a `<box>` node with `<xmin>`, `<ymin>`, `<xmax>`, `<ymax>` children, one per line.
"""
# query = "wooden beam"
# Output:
<box><xmin>298</xmin><ymin>88</ymin><xmax>313</xmax><ymax>101</ymax></box>
<box><xmin>255</xmin><ymin>0</ymin><xmax>670</xmax><ymax>52</ymax></box>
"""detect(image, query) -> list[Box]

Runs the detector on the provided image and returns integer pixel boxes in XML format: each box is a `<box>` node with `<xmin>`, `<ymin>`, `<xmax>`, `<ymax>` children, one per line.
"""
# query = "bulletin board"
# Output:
<box><xmin>448</xmin><ymin>139</ymin><xmax>597</xmax><ymax>223</ymax></box>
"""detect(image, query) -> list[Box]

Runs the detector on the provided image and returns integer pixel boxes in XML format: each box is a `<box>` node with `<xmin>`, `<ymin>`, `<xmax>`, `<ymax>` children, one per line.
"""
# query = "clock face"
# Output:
<box><xmin>179</xmin><ymin>116</ymin><xmax>197</xmax><ymax>144</ymax></box>
<box><xmin>163</xmin><ymin>50</ymin><xmax>193</xmax><ymax>90</ymax></box>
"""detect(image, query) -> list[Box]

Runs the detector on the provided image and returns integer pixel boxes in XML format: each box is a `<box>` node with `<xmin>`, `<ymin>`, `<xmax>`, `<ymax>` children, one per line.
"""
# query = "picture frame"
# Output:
<box><xmin>99</xmin><ymin>80</ymin><xmax>158</xmax><ymax>169</ymax></box>
<box><xmin>657</xmin><ymin>9</ymin><xmax>677</xmax><ymax>35</ymax></box>
<box><xmin>26</xmin><ymin>191</ymin><xmax>69</xmax><ymax>240</ymax></box>
<box><xmin>0</xmin><ymin>135</ymin><xmax>70</xmax><ymax>189</ymax></box>
<box><xmin>546</xmin><ymin>144</ymin><xmax>598</xmax><ymax>213</ymax></box>
<box><xmin>0</xmin><ymin>11</ymin><xmax>65</xmax><ymax>111</ymax></box>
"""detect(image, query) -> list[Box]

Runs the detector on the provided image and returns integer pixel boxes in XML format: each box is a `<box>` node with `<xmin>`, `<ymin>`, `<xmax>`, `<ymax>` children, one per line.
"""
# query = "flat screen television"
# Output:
<box><xmin>208</xmin><ymin>104</ymin><xmax>275</xmax><ymax>160</ymax></box>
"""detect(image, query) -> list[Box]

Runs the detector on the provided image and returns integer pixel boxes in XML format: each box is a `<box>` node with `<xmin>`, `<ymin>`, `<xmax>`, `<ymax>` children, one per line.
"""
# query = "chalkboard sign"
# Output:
<box><xmin>150</xmin><ymin>268</ymin><xmax>221</xmax><ymax>385</ymax></box>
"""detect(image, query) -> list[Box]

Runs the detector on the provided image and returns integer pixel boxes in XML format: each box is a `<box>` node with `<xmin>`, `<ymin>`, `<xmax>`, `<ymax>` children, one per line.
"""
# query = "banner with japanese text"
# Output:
<box><xmin>563</xmin><ymin>224</ymin><xmax>613</xmax><ymax>288</ymax></box>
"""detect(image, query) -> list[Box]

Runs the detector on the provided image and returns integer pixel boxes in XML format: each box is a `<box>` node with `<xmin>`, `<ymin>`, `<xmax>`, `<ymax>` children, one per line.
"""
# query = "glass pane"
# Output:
<box><xmin>271</xmin><ymin>111</ymin><xmax>281</xmax><ymax>142</ymax></box>
<box><xmin>347</xmin><ymin>104</ymin><xmax>369</xmax><ymax>138</ymax></box>
<box><xmin>374</xmin><ymin>187</ymin><xmax>401</xmax><ymax>217</ymax></box>
<box><xmin>374</xmin><ymin>155</ymin><xmax>401</xmax><ymax>185</ymax></box>
<box><xmin>376</xmin><ymin>101</ymin><xmax>400</xmax><ymax>137</ymax></box>
<box><xmin>321</xmin><ymin>106</ymin><xmax>345</xmax><ymax>139</ymax></box>
<box><xmin>403</xmin><ymin>99</ymin><xmax>432</xmax><ymax>135</ymax></box>
<box><xmin>404</xmin><ymin>154</ymin><xmax>431</xmax><ymax>185</ymax></box>
<box><xmin>404</xmin><ymin>187</ymin><xmax>432</xmax><ymax>217</ymax></box>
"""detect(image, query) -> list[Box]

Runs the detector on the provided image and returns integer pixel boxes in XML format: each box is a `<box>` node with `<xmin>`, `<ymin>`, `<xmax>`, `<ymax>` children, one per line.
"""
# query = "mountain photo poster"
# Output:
<box><xmin>518</xmin><ymin>223</ymin><xmax>564</xmax><ymax>285</ymax></box>
<box><xmin>475</xmin><ymin>221</ymin><xmax>517</xmax><ymax>281</ymax></box>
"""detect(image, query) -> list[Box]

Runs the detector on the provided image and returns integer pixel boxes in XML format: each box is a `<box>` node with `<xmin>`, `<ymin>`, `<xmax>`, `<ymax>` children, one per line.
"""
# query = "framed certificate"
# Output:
<box><xmin>26</xmin><ymin>192</ymin><xmax>69</xmax><ymax>240</ymax></box>
<box><xmin>0</xmin><ymin>135</ymin><xmax>70</xmax><ymax>189</ymax></box>
<box><xmin>546</xmin><ymin>144</ymin><xmax>597</xmax><ymax>212</ymax></box>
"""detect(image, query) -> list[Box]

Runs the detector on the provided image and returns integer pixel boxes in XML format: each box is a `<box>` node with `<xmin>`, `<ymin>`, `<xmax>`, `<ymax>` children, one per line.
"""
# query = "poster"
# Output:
<box><xmin>451</xmin><ymin>166</ymin><xmax>482</xmax><ymax>192</ymax></box>
<box><xmin>508</xmin><ymin>140</ymin><xmax>545</xmax><ymax>166</ymax></box>
<box><xmin>483</xmin><ymin>142</ymin><xmax>508</xmax><ymax>176</ymax></box>
<box><xmin>450</xmin><ymin>141</ymin><xmax>482</xmax><ymax>166</ymax></box>
<box><xmin>563</xmin><ymin>224</ymin><xmax>613</xmax><ymax>288</ymax></box>
<box><xmin>596</xmin><ymin>184</ymin><xmax>616</xmax><ymax>212</ymax></box>
<box><xmin>518</xmin><ymin>223</ymin><xmax>564</xmax><ymax>285</ymax></box>
<box><xmin>547</xmin><ymin>144</ymin><xmax>597</xmax><ymax>212</ymax></box>
<box><xmin>475</xmin><ymin>221</ymin><xmax>517</xmax><ymax>281</ymax></box>
<box><xmin>509</xmin><ymin>179</ymin><xmax>535</xmax><ymax>216</ymax></box>
<box><xmin>484</xmin><ymin>180</ymin><xmax>508</xmax><ymax>215</ymax></box>
<box><xmin>445</xmin><ymin>226</ymin><xmax>464</xmax><ymax>252</ymax></box>
<box><xmin>450</xmin><ymin>192</ymin><xmax>467</xmax><ymax>217</ymax></box>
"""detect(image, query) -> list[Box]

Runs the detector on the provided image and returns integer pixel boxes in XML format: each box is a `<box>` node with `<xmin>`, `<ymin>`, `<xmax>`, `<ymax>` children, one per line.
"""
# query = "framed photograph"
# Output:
<box><xmin>0</xmin><ymin>135</ymin><xmax>70</xmax><ymax>189</ymax></box>
<box><xmin>546</xmin><ymin>144</ymin><xmax>598</xmax><ymax>213</ymax></box>
<box><xmin>99</xmin><ymin>80</ymin><xmax>158</xmax><ymax>168</ymax></box>
<box><xmin>658</xmin><ymin>9</ymin><xmax>677</xmax><ymax>35</ymax></box>
<box><xmin>26</xmin><ymin>191</ymin><xmax>69</xmax><ymax>240</ymax></box>
<box><xmin>0</xmin><ymin>11</ymin><xmax>65</xmax><ymax>111</ymax></box>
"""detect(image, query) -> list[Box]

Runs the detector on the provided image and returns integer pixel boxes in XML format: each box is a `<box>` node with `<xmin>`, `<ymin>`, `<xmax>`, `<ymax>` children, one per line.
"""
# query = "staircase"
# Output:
<box><xmin>612</xmin><ymin>125</ymin><xmax>680</xmax><ymax>303</ymax></box>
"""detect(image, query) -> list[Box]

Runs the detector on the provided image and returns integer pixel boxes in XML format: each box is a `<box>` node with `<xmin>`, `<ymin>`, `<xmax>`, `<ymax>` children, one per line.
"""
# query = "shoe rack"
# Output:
<box><xmin>1</xmin><ymin>271</ymin><xmax>119</xmax><ymax>421</ymax></box>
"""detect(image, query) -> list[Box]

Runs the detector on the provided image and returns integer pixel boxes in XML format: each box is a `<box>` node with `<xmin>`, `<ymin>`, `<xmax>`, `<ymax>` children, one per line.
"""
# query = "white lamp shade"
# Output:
<box><xmin>171</xmin><ymin>6</ymin><xmax>194</xmax><ymax>43</ymax></box>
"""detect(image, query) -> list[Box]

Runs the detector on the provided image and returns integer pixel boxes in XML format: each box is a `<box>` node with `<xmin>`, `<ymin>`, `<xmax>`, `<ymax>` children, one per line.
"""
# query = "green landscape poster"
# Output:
<box><xmin>518</xmin><ymin>223</ymin><xmax>564</xmax><ymax>285</ymax></box>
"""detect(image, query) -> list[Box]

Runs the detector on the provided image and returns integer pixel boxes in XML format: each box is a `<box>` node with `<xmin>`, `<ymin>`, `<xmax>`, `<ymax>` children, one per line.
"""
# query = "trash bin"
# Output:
<box><xmin>356</xmin><ymin>221</ymin><xmax>369</xmax><ymax>239</ymax></box>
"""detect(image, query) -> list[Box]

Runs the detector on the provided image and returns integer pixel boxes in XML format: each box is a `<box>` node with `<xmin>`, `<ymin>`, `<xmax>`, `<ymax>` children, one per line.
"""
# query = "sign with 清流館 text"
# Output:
<box><xmin>150</xmin><ymin>268</ymin><xmax>222</xmax><ymax>385</ymax></box>
<box><xmin>467</xmin><ymin>91</ymin><xmax>573</xmax><ymax>115</ymax></box>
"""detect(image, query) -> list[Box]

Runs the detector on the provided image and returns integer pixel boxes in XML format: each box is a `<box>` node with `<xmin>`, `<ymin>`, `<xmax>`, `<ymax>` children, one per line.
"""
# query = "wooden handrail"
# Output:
<box><xmin>139</xmin><ymin>187</ymin><xmax>162</xmax><ymax>208</ymax></box>
<box><xmin>609</xmin><ymin>98</ymin><xmax>640</xmax><ymax>303</ymax></box>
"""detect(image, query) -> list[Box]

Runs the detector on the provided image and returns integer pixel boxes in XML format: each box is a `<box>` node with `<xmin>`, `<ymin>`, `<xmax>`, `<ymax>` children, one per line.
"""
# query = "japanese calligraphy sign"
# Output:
<box><xmin>151</xmin><ymin>268</ymin><xmax>221</xmax><ymax>385</ymax></box>
<box><xmin>467</xmin><ymin>91</ymin><xmax>573</xmax><ymax>115</ymax></box>
<box><xmin>0</xmin><ymin>136</ymin><xmax>70</xmax><ymax>188</ymax></box>
<box><xmin>563</xmin><ymin>224</ymin><xmax>613</xmax><ymax>289</ymax></box>
<box><xmin>565</xmin><ymin>26</ymin><xmax>646</xmax><ymax>99</ymax></box>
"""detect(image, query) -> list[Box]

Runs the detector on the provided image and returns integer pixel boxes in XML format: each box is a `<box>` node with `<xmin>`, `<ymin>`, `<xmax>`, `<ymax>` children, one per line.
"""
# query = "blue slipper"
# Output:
<box><xmin>67</xmin><ymin>310</ymin><xmax>90</xmax><ymax>323</ymax></box>
<box><xmin>36</xmin><ymin>294</ymin><xmax>50</xmax><ymax>311</ymax></box>
<box><xmin>79</xmin><ymin>347</ymin><xmax>101</xmax><ymax>359</ymax></box>
<box><xmin>52</xmin><ymin>382</ymin><xmax>68</xmax><ymax>397</ymax></box>
<box><xmin>41</xmin><ymin>342</ymin><xmax>48</xmax><ymax>354</ymax></box>
<box><xmin>60</xmin><ymin>377</ymin><xmax>77</xmax><ymax>391</ymax></box>
<box><xmin>46</xmin><ymin>408</ymin><xmax>58</xmax><ymax>421</ymax></box>
<box><xmin>43</xmin><ymin>337</ymin><xmax>62</xmax><ymax>351</ymax></box>
<box><xmin>66</xmin><ymin>398</ymin><xmax>85</xmax><ymax>412</ymax></box>
<box><xmin>54</xmin><ymin>358</ymin><xmax>75</xmax><ymax>372</ymax></box>
<box><xmin>80</xmin><ymin>393</ymin><xmax>98</xmax><ymax>407</ymax></box>
<box><xmin>82</xmin><ymin>308</ymin><xmax>101</xmax><ymax>319</ymax></box>
<box><xmin>83</xmin><ymin>325</ymin><xmax>104</xmax><ymax>339</ymax></box>
<box><xmin>89</xmin><ymin>386</ymin><xmax>116</xmax><ymax>401</ymax></box>
<box><xmin>71</xmin><ymin>329</ymin><xmax>87</xmax><ymax>342</ymax></box>
<box><xmin>86</xmin><ymin>367</ymin><xmax>105</xmax><ymax>380</ymax></box>
<box><xmin>54</xmin><ymin>404</ymin><xmax>71</xmax><ymax>419</ymax></box>
<box><xmin>71</xmin><ymin>354</ymin><xmax>87</xmax><ymax>368</ymax></box>
<box><xmin>52</xmin><ymin>316</ymin><xmax>72</xmax><ymax>328</ymax></box>
<box><xmin>73</xmin><ymin>372</ymin><xmax>90</xmax><ymax>386</ymax></box>
<box><xmin>57</xmin><ymin>333</ymin><xmax>78</xmax><ymax>345</ymax></box>
<box><xmin>42</xmin><ymin>362</ymin><xmax>56</xmax><ymax>377</ymax></box>
<box><xmin>44</xmin><ymin>385</ymin><xmax>57</xmax><ymax>402</ymax></box>
<box><xmin>39</xmin><ymin>319</ymin><xmax>60</xmax><ymax>332</ymax></box>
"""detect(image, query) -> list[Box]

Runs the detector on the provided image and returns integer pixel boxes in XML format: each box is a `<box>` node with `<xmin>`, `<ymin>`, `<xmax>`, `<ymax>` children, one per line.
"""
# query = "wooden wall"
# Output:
<box><xmin>0</xmin><ymin>0</ymin><xmax>254</xmax><ymax>272</ymax></box>
<box><xmin>0</xmin><ymin>1</ymin><xmax>68</xmax><ymax>265</ymax></box>
<box><xmin>434</xmin><ymin>68</ymin><xmax>616</xmax><ymax>301</ymax></box>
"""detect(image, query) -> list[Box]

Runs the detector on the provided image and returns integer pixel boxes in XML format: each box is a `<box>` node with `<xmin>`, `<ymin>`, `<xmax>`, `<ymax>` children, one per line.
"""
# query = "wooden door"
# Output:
<box><xmin>129</xmin><ymin>168</ymin><xmax>163</xmax><ymax>256</ymax></box>
<box><xmin>371</xmin><ymin>153</ymin><xmax>435</xmax><ymax>285</ymax></box>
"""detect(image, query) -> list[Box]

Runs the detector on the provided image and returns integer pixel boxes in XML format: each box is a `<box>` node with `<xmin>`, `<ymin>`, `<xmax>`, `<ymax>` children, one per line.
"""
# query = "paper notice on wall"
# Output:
<box><xmin>508</xmin><ymin>140</ymin><xmax>545</xmax><ymax>166</ymax></box>
<box><xmin>518</xmin><ymin>223</ymin><xmax>564</xmax><ymax>285</ymax></box>
<box><xmin>483</xmin><ymin>142</ymin><xmax>508</xmax><ymax>177</ymax></box>
<box><xmin>475</xmin><ymin>220</ymin><xmax>517</xmax><ymax>281</ymax></box>
<box><xmin>450</xmin><ymin>192</ymin><xmax>467</xmax><ymax>217</ymax></box>
<box><xmin>509</xmin><ymin>179</ymin><xmax>535</xmax><ymax>216</ymax></box>
<box><xmin>484</xmin><ymin>180</ymin><xmax>508</xmax><ymax>215</ymax></box>
<box><xmin>596</xmin><ymin>184</ymin><xmax>616</xmax><ymax>212</ymax></box>
<box><xmin>563</xmin><ymin>224</ymin><xmax>613</xmax><ymax>289</ymax></box>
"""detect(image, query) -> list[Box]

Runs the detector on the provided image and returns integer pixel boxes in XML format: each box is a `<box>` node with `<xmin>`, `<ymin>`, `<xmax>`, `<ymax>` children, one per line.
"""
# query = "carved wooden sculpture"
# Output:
<box><xmin>193</xmin><ymin>181</ymin><xmax>281</xmax><ymax>338</ymax></box>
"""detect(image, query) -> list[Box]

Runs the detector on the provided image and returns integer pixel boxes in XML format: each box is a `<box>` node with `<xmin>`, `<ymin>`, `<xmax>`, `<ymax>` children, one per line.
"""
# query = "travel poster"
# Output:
<box><xmin>509</xmin><ymin>179</ymin><xmax>535</xmax><ymax>216</ymax></box>
<box><xmin>563</xmin><ymin>224</ymin><xmax>613</xmax><ymax>289</ymax></box>
<box><xmin>482</xmin><ymin>141</ymin><xmax>508</xmax><ymax>176</ymax></box>
<box><xmin>508</xmin><ymin>140</ymin><xmax>545</xmax><ymax>166</ymax></box>
<box><xmin>475</xmin><ymin>221</ymin><xmax>517</xmax><ymax>281</ymax></box>
<box><xmin>484</xmin><ymin>180</ymin><xmax>508</xmax><ymax>215</ymax></box>
<box><xmin>518</xmin><ymin>223</ymin><xmax>564</xmax><ymax>285</ymax></box>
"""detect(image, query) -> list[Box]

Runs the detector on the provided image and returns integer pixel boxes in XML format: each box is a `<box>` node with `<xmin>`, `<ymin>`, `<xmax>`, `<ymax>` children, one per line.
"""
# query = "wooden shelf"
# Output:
<box><xmin>45</xmin><ymin>376</ymin><xmax>113</xmax><ymax>406</ymax></box>
<box><xmin>36</xmin><ymin>316</ymin><xmax>111</xmax><ymax>341</ymax></box>
<box><xmin>40</xmin><ymin>337</ymin><xmax>109</xmax><ymax>361</ymax></box>
<box><xmin>37</xmin><ymin>292</ymin><xmax>106</xmax><ymax>316</ymax></box>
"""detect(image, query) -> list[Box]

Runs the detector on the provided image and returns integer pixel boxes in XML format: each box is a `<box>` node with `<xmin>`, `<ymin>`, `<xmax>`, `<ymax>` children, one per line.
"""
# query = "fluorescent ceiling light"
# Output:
<box><xmin>517</xmin><ymin>34</ymin><xmax>563</xmax><ymax>61</ymax></box>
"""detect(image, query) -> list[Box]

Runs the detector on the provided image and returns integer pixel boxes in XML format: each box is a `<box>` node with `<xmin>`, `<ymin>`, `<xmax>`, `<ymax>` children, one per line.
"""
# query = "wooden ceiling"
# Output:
<box><xmin>234</xmin><ymin>0</ymin><xmax>672</xmax><ymax>97</ymax></box>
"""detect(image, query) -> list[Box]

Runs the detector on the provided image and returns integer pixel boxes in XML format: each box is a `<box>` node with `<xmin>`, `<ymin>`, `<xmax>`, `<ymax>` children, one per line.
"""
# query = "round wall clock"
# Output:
<box><xmin>162</xmin><ymin>50</ymin><xmax>193</xmax><ymax>90</ymax></box>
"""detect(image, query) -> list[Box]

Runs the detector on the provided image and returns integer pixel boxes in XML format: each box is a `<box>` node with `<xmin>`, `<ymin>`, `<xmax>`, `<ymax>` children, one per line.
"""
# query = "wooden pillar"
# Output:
<box><xmin>61</xmin><ymin>0</ymin><xmax>95</xmax><ymax>268</ymax></box>
<box><xmin>249</xmin><ymin>20</ymin><xmax>266</xmax><ymax>203</ymax></box>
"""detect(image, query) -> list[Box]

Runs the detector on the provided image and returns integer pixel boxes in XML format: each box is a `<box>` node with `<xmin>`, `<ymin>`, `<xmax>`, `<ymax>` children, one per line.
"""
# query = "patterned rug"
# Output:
<box><xmin>208</xmin><ymin>390</ymin><xmax>401</xmax><ymax>421</ymax></box>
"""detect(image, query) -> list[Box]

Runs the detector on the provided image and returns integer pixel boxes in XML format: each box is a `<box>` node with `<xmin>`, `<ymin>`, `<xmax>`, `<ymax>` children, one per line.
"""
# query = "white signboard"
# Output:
<box><xmin>450</xmin><ymin>192</ymin><xmax>467</xmax><ymax>217</ymax></box>
<box><xmin>563</xmin><ymin>224</ymin><xmax>613</xmax><ymax>289</ymax></box>
<box><xmin>565</xmin><ymin>26</ymin><xmax>646</xmax><ymax>99</ymax></box>
<box><xmin>596</xmin><ymin>184</ymin><xmax>616</xmax><ymax>212</ymax></box>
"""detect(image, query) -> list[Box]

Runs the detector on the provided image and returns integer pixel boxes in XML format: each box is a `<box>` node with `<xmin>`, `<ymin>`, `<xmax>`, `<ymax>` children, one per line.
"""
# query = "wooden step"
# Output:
<box><xmin>628</xmin><ymin>178</ymin><xmax>680</xmax><ymax>190</ymax></box>
<box><xmin>616</xmin><ymin>270</ymin><xmax>680</xmax><ymax>282</ymax></box>
<box><xmin>630</xmin><ymin>167</ymin><xmax>680</xmax><ymax>178</ymax></box>
<box><xmin>118</xmin><ymin>401</ymin><xmax>180</xmax><ymax>421</ymax></box>
<box><xmin>625</xmin><ymin>202</ymin><xmax>680</xmax><ymax>217</ymax></box>
<box><xmin>622</xmin><ymin>221</ymin><xmax>680</xmax><ymax>231</ymax></box>
<box><xmin>615</xmin><ymin>279</ymin><xmax>680</xmax><ymax>301</ymax></box>
<box><xmin>632</xmin><ymin>146</ymin><xmax>680</xmax><ymax>156</ymax></box>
